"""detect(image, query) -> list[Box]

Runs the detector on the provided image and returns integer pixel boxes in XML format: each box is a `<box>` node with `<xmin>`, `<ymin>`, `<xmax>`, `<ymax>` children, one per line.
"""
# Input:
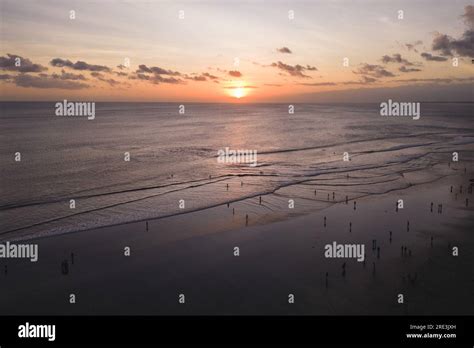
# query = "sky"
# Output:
<box><xmin>0</xmin><ymin>0</ymin><xmax>473</xmax><ymax>102</ymax></box>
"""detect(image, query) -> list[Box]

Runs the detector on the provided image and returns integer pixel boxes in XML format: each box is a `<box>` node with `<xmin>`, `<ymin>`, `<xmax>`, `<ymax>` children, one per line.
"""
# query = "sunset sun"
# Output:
<box><xmin>232</xmin><ymin>87</ymin><xmax>246</xmax><ymax>99</ymax></box>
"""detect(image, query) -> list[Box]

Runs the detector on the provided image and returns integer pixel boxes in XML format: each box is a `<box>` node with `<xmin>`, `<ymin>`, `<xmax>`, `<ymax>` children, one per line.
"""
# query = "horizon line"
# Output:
<box><xmin>1</xmin><ymin>100</ymin><xmax>472</xmax><ymax>104</ymax></box>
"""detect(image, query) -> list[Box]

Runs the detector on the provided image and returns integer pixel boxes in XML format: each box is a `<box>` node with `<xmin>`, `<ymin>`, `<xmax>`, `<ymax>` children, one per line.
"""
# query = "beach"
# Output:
<box><xmin>1</xmin><ymin>102</ymin><xmax>473</xmax><ymax>315</ymax></box>
<box><xmin>0</xmin><ymin>161</ymin><xmax>472</xmax><ymax>315</ymax></box>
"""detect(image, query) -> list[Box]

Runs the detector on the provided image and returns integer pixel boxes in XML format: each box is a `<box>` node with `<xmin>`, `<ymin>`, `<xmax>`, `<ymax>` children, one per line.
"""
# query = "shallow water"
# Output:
<box><xmin>1</xmin><ymin>102</ymin><xmax>473</xmax><ymax>240</ymax></box>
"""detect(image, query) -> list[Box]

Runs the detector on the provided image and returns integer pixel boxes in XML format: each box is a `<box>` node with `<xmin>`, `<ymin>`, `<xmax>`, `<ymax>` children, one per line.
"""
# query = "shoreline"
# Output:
<box><xmin>0</xmin><ymin>163</ymin><xmax>472</xmax><ymax>315</ymax></box>
<box><xmin>2</xmin><ymin>157</ymin><xmax>467</xmax><ymax>244</ymax></box>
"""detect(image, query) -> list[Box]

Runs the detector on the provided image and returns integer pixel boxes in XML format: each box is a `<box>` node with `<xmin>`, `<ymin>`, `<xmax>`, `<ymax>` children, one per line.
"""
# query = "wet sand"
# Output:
<box><xmin>0</xmin><ymin>163</ymin><xmax>473</xmax><ymax>315</ymax></box>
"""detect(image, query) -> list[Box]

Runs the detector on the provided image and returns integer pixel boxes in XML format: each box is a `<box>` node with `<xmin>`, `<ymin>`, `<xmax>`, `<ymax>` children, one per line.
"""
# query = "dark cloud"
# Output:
<box><xmin>0</xmin><ymin>74</ymin><xmax>13</xmax><ymax>80</ymax></box>
<box><xmin>361</xmin><ymin>76</ymin><xmax>377</xmax><ymax>83</ymax></box>
<box><xmin>290</xmin><ymin>76</ymin><xmax>377</xmax><ymax>87</ymax></box>
<box><xmin>186</xmin><ymin>75</ymin><xmax>207</xmax><ymax>81</ymax></box>
<box><xmin>432</xmin><ymin>33</ymin><xmax>455</xmax><ymax>56</ymax></box>
<box><xmin>51</xmin><ymin>70</ymin><xmax>87</xmax><ymax>80</ymax></box>
<box><xmin>0</xmin><ymin>54</ymin><xmax>47</xmax><ymax>73</ymax></box>
<box><xmin>420</xmin><ymin>52</ymin><xmax>448</xmax><ymax>61</ymax></box>
<box><xmin>13</xmin><ymin>73</ymin><xmax>89</xmax><ymax>89</ymax></box>
<box><xmin>90</xmin><ymin>71</ymin><xmax>121</xmax><ymax>86</ymax></box>
<box><xmin>150</xmin><ymin>75</ymin><xmax>183</xmax><ymax>84</ymax></box>
<box><xmin>130</xmin><ymin>73</ymin><xmax>150</xmax><ymax>81</ymax></box>
<box><xmin>131</xmin><ymin>64</ymin><xmax>184</xmax><ymax>84</ymax></box>
<box><xmin>430</xmin><ymin>6</ymin><xmax>474</xmax><ymax>58</ymax></box>
<box><xmin>353</xmin><ymin>63</ymin><xmax>395</xmax><ymax>78</ymax></box>
<box><xmin>277</xmin><ymin>47</ymin><xmax>292</xmax><ymax>54</ymax></box>
<box><xmin>270</xmin><ymin>61</ymin><xmax>317</xmax><ymax>78</ymax></box>
<box><xmin>202</xmin><ymin>72</ymin><xmax>218</xmax><ymax>80</ymax></box>
<box><xmin>446</xmin><ymin>30</ymin><xmax>474</xmax><ymax>57</ymax></box>
<box><xmin>99</xmin><ymin>77</ymin><xmax>120</xmax><ymax>86</ymax></box>
<box><xmin>136</xmin><ymin>64</ymin><xmax>181</xmax><ymax>76</ymax></box>
<box><xmin>50</xmin><ymin>58</ymin><xmax>111</xmax><ymax>72</ymax></box>
<box><xmin>137</xmin><ymin>65</ymin><xmax>154</xmax><ymax>73</ymax></box>
<box><xmin>129</xmin><ymin>73</ymin><xmax>184</xmax><ymax>85</ymax></box>
<box><xmin>116</xmin><ymin>64</ymin><xmax>128</xmax><ymax>70</ymax></box>
<box><xmin>183</xmin><ymin>72</ymin><xmax>220</xmax><ymax>82</ymax></box>
<box><xmin>114</xmin><ymin>71</ymin><xmax>128</xmax><ymax>77</ymax></box>
<box><xmin>228</xmin><ymin>70</ymin><xmax>242</xmax><ymax>77</ymax></box>
<box><xmin>399</xmin><ymin>66</ymin><xmax>422</xmax><ymax>73</ymax></box>
<box><xmin>264</xmin><ymin>83</ymin><xmax>282</xmax><ymax>87</ymax></box>
<box><xmin>381</xmin><ymin>53</ymin><xmax>418</xmax><ymax>66</ymax></box>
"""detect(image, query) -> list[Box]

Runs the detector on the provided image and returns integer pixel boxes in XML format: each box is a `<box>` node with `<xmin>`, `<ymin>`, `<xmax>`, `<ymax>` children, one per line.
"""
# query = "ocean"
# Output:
<box><xmin>1</xmin><ymin>102</ymin><xmax>473</xmax><ymax>241</ymax></box>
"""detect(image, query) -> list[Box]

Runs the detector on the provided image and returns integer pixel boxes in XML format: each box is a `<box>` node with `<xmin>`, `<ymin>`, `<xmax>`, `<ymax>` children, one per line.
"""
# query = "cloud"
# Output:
<box><xmin>51</xmin><ymin>70</ymin><xmax>87</xmax><ymax>80</ymax></box>
<box><xmin>0</xmin><ymin>74</ymin><xmax>13</xmax><ymax>80</ymax></box>
<box><xmin>450</xmin><ymin>29</ymin><xmax>474</xmax><ymax>57</ymax></box>
<box><xmin>381</xmin><ymin>53</ymin><xmax>418</xmax><ymax>66</ymax></box>
<box><xmin>420</xmin><ymin>52</ymin><xmax>448</xmax><ymax>61</ymax></box>
<box><xmin>340</xmin><ymin>76</ymin><xmax>377</xmax><ymax>85</ymax></box>
<box><xmin>130</xmin><ymin>73</ymin><xmax>150</xmax><ymax>81</ymax></box>
<box><xmin>432</xmin><ymin>30</ymin><xmax>474</xmax><ymax>58</ymax></box>
<box><xmin>87</xmin><ymin>71</ymin><xmax>121</xmax><ymax>86</ymax></box>
<box><xmin>277</xmin><ymin>47</ymin><xmax>292</xmax><ymax>54</ymax></box>
<box><xmin>360</xmin><ymin>76</ymin><xmax>377</xmax><ymax>83</ymax></box>
<box><xmin>297</xmin><ymin>75</ymin><xmax>379</xmax><ymax>87</ymax></box>
<box><xmin>299</xmin><ymin>82</ymin><xmax>337</xmax><ymax>86</ymax></box>
<box><xmin>129</xmin><ymin>73</ymin><xmax>183</xmax><ymax>85</ymax></box>
<box><xmin>353</xmin><ymin>63</ymin><xmax>395</xmax><ymax>78</ymax></box>
<box><xmin>404</xmin><ymin>40</ymin><xmax>423</xmax><ymax>52</ymax></box>
<box><xmin>432</xmin><ymin>33</ymin><xmax>454</xmax><ymax>56</ymax></box>
<box><xmin>136</xmin><ymin>64</ymin><xmax>181</xmax><ymax>76</ymax></box>
<box><xmin>270</xmin><ymin>61</ymin><xmax>317</xmax><ymax>78</ymax></box>
<box><xmin>223</xmin><ymin>85</ymin><xmax>258</xmax><ymax>89</ymax></box>
<box><xmin>300</xmin><ymin>76</ymin><xmax>377</xmax><ymax>86</ymax></box>
<box><xmin>99</xmin><ymin>77</ymin><xmax>120</xmax><ymax>86</ymax></box>
<box><xmin>153</xmin><ymin>75</ymin><xmax>183</xmax><ymax>84</ymax></box>
<box><xmin>399</xmin><ymin>66</ymin><xmax>422</xmax><ymax>73</ymax></box>
<box><xmin>0</xmin><ymin>54</ymin><xmax>47</xmax><ymax>73</ymax></box>
<box><xmin>131</xmin><ymin>64</ymin><xmax>184</xmax><ymax>84</ymax></box>
<box><xmin>186</xmin><ymin>75</ymin><xmax>207</xmax><ymax>81</ymax></box>
<box><xmin>228</xmin><ymin>70</ymin><xmax>242</xmax><ymax>77</ymax></box>
<box><xmin>208</xmin><ymin>67</ymin><xmax>234</xmax><ymax>79</ymax></box>
<box><xmin>13</xmin><ymin>74</ymin><xmax>89</xmax><ymax>89</ymax></box>
<box><xmin>264</xmin><ymin>83</ymin><xmax>282</xmax><ymax>87</ymax></box>
<box><xmin>392</xmin><ymin>77</ymin><xmax>474</xmax><ymax>84</ymax></box>
<box><xmin>50</xmin><ymin>58</ymin><xmax>111</xmax><ymax>72</ymax></box>
<box><xmin>182</xmin><ymin>72</ymin><xmax>220</xmax><ymax>82</ymax></box>
<box><xmin>202</xmin><ymin>72</ymin><xmax>218</xmax><ymax>80</ymax></box>
<box><xmin>430</xmin><ymin>6</ymin><xmax>474</xmax><ymax>58</ymax></box>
